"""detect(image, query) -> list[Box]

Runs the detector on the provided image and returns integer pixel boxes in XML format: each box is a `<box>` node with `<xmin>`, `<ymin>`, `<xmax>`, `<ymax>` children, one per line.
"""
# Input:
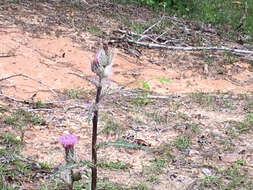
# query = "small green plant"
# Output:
<box><xmin>225</xmin><ymin>126</ymin><xmax>239</xmax><ymax>138</ymax></box>
<box><xmin>100</xmin><ymin>113</ymin><xmax>121</xmax><ymax>135</ymax></box>
<box><xmin>130</xmin><ymin>183</ymin><xmax>149</xmax><ymax>190</ymax></box>
<box><xmin>237</xmin><ymin>113</ymin><xmax>253</xmax><ymax>132</ymax></box>
<box><xmin>2</xmin><ymin>109</ymin><xmax>45</xmax><ymax>142</ymax></box>
<box><xmin>85</xmin><ymin>25</ymin><xmax>103</xmax><ymax>37</ymax></box>
<box><xmin>188</xmin><ymin>124</ymin><xmax>201</xmax><ymax>133</ymax></box>
<box><xmin>33</xmin><ymin>100</ymin><xmax>47</xmax><ymax>108</ymax></box>
<box><xmin>204</xmin><ymin>55</ymin><xmax>214</xmax><ymax>65</ymax></box>
<box><xmin>224</xmin><ymin>102</ymin><xmax>232</xmax><ymax>109</ymax></box>
<box><xmin>130</xmin><ymin>23</ymin><xmax>146</xmax><ymax>34</ymax></box>
<box><xmin>0</xmin><ymin>133</ymin><xmax>20</xmax><ymax>145</ymax></box>
<box><xmin>216</xmin><ymin>66</ymin><xmax>224</xmax><ymax>74</ymax></box>
<box><xmin>149</xmin><ymin>158</ymin><xmax>165</xmax><ymax>173</ymax></box>
<box><xmin>224</xmin><ymin>51</ymin><xmax>236</xmax><ymax>64</ymax></box>
<box><xmin>133</xmin><ymin>78</ymin><xmax>170</xmax><ymax>106</ymax></box>
<box><xmin>190</xmin><ymin>92</ymin><xmax>214</xmax><ymax>106</ymax></box>
<box><xmin>151</xmin><ymin>143</ymin><xmax>173</xmax><ymax>160</ymax></box>
<box><xmin>38</xmin><ymin>161</ymin><xmax>54</xmax><ymax>169</ymax></box>
<box><xmin>145</xmin><ymin>110</ymin><xmax>167</xmax><ymax>125</ymax></box>
<box><xmin>147</xmin><ymin>175</ymin><xmax>160</xmax><ymax>184</ymax></box>
<box><xmin>200</xmin><ymin>175</ymin><xmax>222</xmax><ymax>189</ymax></box>
<box><xmin>98</xmin><ymin>160</ymin><xmax>131</xmax><ymax>170</ymax></box>
<box><xmin>223</xmin><ymin>159</ymin><xmax>247</xmax><ymax>189</ymax></box>
<box><xmin>65</xmin><ymin>88</ymin><xmax>80</xmax><ymax>99</ymax></box>
<box><xmin>220</xmin><ymin>138</ymin><xmax>234</xmax><ymax>151</ymax></box>
<box><xmin>174</xmin><ymin>136</ymin><xmax>190</xmax><ymax>150</ymax></box>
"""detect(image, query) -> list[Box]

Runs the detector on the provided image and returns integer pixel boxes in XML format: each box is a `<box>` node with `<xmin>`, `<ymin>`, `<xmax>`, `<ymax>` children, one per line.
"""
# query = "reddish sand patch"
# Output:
<box><xmin>1</xmin><ymin>26</ymin><xmax>252</xmax><ymax>102</ymax></box>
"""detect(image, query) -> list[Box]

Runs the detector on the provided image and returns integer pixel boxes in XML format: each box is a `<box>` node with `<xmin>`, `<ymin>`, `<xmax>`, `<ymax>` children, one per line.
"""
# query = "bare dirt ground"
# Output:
<box><xmin>0</xmin><ymin>0</ymin><xmax>253</xmax><ymax>190</ymax></box>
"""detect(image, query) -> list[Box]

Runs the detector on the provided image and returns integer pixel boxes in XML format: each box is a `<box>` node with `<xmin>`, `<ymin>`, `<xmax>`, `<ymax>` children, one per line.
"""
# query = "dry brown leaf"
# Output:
<box><xmin>232</xmin><ymin>1</ymin><xmax>242</xmax><ymax>5</ymax></box>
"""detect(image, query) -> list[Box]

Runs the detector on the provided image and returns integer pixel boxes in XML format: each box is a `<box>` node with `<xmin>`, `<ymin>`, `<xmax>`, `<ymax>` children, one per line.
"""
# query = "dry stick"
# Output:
<box><xmin>117</xmin><ymin>29</ymin><xmax>159</xmax><ymax>40</ymax></box>
<box><xmin>91</xmin><ymin>81</ymin><xmax>102</xmax><ymax>190</ymax></box>
<box><xmin>123</xmin><ymin>39</ymin><xmax>253</xmax><ymax>55</ymax></box>
<box><xmin>0</xmin><ymin>93</ymin><xmax>63</xmax><ymax>105</ymax></box>
<box><xmin>67</xmin><ymin>72</ymin><xmax>99</xmax><ymax>88</ymax></box>
<box><xmin>0</xmin><ymin>93</ymin><xmax>29</xmax><ymax>103</ymax></box>
<box><xmin>137</xmin><ymin>15</ymin><xmax>165</xmax><ymax>42</ymax></box>
<box><xmin>0</xmin><ymin>53</ymin><xmax>14</xmax><ymax>57</ymax></box>
<box><xmin>0</xmin><ymin>73</ymin><xmax>58</xmax><ymax>98</ymax></box>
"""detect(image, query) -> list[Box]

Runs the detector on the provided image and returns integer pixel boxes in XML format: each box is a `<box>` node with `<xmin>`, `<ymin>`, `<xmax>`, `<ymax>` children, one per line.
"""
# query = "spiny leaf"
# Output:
<box><xmin>96</xmin><ymin>139</ymin><xmax>149</xmax><ymax>150</ymax></box>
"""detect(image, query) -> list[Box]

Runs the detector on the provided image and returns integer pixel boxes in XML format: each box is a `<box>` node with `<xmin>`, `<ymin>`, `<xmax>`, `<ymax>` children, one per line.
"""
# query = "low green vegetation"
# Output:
<box><xmin>32</xmin><ymin>100</ymin><xmax>47</xmax><ymax>108</ymax></box>
<box><xmin>98</xmin><ymin>160</ymin><xmax>131</xmax><ymax>170</ymax></box>
<box><xmin>237</xmin><ymin>113</ymin><xmax>253</xmax><ymax>132</ymax></box>
<box><xmin>226</xmin><ymin>113</ymin><xmax>253</xmax><ymax>137</ymax></box>
<box><xmin>0</xmin><ymin>133</ymin><xmax>20</xmax><ymax>145</ymax></box>
<box><xmin>2</xmin><ymin>109</ymin><xmax>45</xmax><ymax>142</ymax></box>
<box><xmin>174</xmin><ymin>136</ymin><xmax>190</xmax><ymax>150</ymax></box>
<box><xmin>126</xmin><ymin>0</ymin><xmax>253</xmax><ymax>36</ymax></box>
<box><xmin>132</xmin><ymin>78</ymin><xmax>170</xmax><ymax>106</ymax></box>
<box><xmin>2</xmin><ymin>109</ymin><xmax>45</xmax><ymax>126</ymax></box>
<box><xmin>200</xmin><ymin>159</ymin><xmax>251</xmax><ymax>189</ymax></box>
<box><xmin>200</xmin><ymin>175</ymin><xmax>222</xmax><ymax>190</ymax></box>
<box><xmin>148</xmin><ymin>158</ymin><xmax>165</xmax><ymax>174</ymax></box>
<box><xmin>85</xmin><ymin>25</ymin><xmax>103</xmax><ymax>37</ymax></box>
<box><xmin>188</xmin><ymin>123</ymin><xmax>201</xmax><ymax>133</ymax></box>
<box><xmin>100</xmin><ymin>113</ymin><xmax>122</xmax><ymax>135</ymax></box>
<box><xmin>189</xmin><ymin>92</ymin><xmax>214</xmax><ymax>106</ymax></box>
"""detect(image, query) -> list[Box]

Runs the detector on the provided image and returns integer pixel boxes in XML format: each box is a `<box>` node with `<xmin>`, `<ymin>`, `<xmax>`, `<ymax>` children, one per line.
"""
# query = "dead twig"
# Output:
<box><xmin>0</xmin><ymin>73</ymin><xmax>59</xmax><ymax>98</ymax></box>
<box><xmin>67</xmin><ymin>72</ymin><xmax>99</xmax><ymax>87</ymax></box>
<box><xmin>65</xmin><ymin>105</ymin><xmax>90</xmax><ymax>112</ymax></box>
<box><xmin>0</xmin><ymin>93</ymin><xmax>30</xmax><ymax>103</ymax></box>
<box><xmin>0</xmin><ymin>53</ymin><xmax>14</xmax><ymax>57</ymax></box>
<box><xmin>137</xmin><ymin>15</ymin><xmax>165</xmax><ymax>42</ymax></box>
<box><xmin>0</xmin><ymin>93</ymin><xmax>60</xmax><ymax>106</ymax></box>
<box><xmin>111</xmin><ymin>38</ymin><xmax>253</xmax><ymax>55</ymax></box>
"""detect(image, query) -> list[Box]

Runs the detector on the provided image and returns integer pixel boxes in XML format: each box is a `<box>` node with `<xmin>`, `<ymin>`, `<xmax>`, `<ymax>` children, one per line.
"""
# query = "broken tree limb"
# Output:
<box><xmin>137</xmin><ymin>15</ymin><xmax>165</xmax><ymax>42</ymax></box>
<box><xmin>110</xmin><ymin>38</ymin><xmax>253</xmax><ymax>55</ymax></box>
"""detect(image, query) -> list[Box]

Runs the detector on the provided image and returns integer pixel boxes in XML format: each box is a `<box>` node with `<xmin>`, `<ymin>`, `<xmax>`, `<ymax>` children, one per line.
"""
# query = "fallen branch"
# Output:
<box><xmin>0</xmin><ymin>53</ymin><xmax>14</xmax><ymax>57</ymax></box>
<box><xmin>137</xmin><ymin>15</ymin><xmax>165</xmax><ymax>42</ymax></box>
<box><xmin>67</xmin><ymin>72</ymin><xmax>99</xmax><ymax>87</ymax></box>
<box><xmin>0</xmin><ymin>93</ymin><xmax>30</xmax><ymax>103</ymax></box>
<box><xmin>110</xmin><ymin>38</ymin><xmax>253</xmax><ymax>55</ymax></box>
<box><xmin>0</xmin><ymin>93</ymin><xmax>60</xmax><ymax>106</ymax></box>
<box><xmin>0</xmin><ymin>73</ymin><xmax>59</xmax><ymax>98</ymax></box>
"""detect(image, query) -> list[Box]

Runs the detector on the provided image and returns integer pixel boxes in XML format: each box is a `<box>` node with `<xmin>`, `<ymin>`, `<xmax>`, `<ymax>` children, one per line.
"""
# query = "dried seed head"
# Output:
<box><xmin>90</xmin><ymin>42</ymin><xmax>113</xmax><ymax>79</ymax></box>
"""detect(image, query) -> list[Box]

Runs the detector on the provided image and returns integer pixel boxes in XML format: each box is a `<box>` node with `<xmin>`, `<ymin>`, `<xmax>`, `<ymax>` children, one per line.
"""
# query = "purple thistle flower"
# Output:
<box><xmin>58</xmin><ymin>134</ymin><xmax>78</xmax><ymax>149</ymax></box>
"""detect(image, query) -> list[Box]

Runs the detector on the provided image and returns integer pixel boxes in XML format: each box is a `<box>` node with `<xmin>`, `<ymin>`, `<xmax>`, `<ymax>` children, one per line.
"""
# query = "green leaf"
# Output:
<box><xmin>137</xmin><ymin>81</ymin><xmax>150</xmax><ymax>91</ymax></box>
<box><xmin>157</xmin><ymin>77</ymin><xmax>170</xmax><ymax>83</ymax></box>
<box><xmin>97</xmin><ymin>139</ymin><xmax>149</xmax><ymax>150</ymax></box>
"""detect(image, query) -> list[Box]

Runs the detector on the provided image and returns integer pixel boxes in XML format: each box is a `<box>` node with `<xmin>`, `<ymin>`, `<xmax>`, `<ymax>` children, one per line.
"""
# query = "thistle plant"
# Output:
<box><xmin>58</xmin><ymin>134</ymin><xmax>78</xmax><ymax>190</ymax></box>
<box><xmin>90</xmin><ymin>42</ymin><xmax>113</xmax><ymax>190</ymax></box>
<box><xmin>91</xmin><ymin>42</ymin><xmax>113</xmax><ymax>81</ymax></box>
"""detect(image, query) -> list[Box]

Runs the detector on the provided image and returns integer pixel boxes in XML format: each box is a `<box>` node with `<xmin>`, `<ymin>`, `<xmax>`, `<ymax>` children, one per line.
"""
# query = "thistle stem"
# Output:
<box><xmin>91</xmin><ymin>81</ymin><xmax>102</xmax><ymax>190</ymax></box>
